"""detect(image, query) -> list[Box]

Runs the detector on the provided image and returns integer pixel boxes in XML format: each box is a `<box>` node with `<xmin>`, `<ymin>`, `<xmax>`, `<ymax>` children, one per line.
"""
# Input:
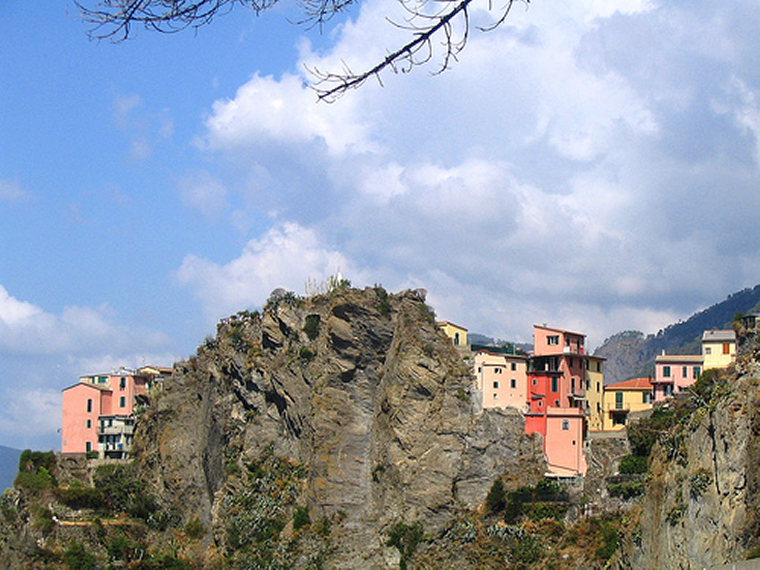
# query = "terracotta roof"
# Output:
<box><xmin>607</xmin><ymin>377</ymin><xmax>653</xmax><ymax>390</ymax></box>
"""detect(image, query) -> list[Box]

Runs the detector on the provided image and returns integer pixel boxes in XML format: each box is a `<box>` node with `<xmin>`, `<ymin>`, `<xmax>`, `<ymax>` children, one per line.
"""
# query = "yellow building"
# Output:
<box><xmin>601</xmin><ymin>377</ymin><xmax>653</xmax><ymax>431</ymax></box>
<box><xmin>702</xmin><ymin>330</ymin><xmax>736</xmax><ymax>370</ymax></box>
<box><xmin>586</xmin><ymin>356</ymin><xmax>606</xmax><ymax>432</ymax></box>
<box><xmin>437</xmin><ymin>321</ymin><xmax>469</xmax><ymax>348</ymax></box>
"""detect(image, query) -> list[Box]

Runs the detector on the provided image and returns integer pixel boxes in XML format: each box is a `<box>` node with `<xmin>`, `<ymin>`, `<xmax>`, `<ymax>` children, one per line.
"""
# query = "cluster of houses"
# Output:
<box><xmin>59</xmin><ymin>320</ymin><xmax>737</xmax><ymax>474</ymax></box>
<box><xmin>60</xmin><ymin>366</ymin><xmax>171</xmax><ymax>459</ymax></box>
<box><xmin>438</xmin><ymin>321</ymin><xmax>737</xmax><ymax>477</ymax></box>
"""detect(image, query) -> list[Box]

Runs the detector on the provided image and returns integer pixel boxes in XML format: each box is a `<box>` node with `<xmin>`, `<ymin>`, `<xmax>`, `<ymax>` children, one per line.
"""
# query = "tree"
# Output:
<box><xmin>77</xmin><ymin>0</ymin><xmax>529</xmax><ymax>101</ymax></box>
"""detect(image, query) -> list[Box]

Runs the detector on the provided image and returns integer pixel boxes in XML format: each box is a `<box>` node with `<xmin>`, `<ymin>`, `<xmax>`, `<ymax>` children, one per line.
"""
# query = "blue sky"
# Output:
<box><xmin>3</xmin><ymin>0</ymin><xmax>760</xmax><ymax>450</ymax></box>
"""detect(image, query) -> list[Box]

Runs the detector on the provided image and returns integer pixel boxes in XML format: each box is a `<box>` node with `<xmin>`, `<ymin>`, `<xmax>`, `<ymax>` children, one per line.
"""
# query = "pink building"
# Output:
<box><xmin>473</xmin><ymin>350</ymin><xmax>528</xmax><ymax>410</ymax></box>
<box><xmin>526</xmin><ymin>325</ymin><xmax>588</xmax><ymax>476</ymax></box>
<box><xmin>652</xmin><ymin>354</ymin><xmax>702</xmax><ymax>402</ymax></box>
<box><xmin>61</xmin><ymin>366</ymin><xmax>167</xmax><ymax>458</ymax></box>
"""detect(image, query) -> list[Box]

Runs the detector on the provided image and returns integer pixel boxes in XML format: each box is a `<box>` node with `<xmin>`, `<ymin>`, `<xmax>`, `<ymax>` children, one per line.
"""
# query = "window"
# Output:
<box><xmin>511</xmin><ymin>362</ymin><xmax>517</xmax><ymax>371</ymax></box>
<box><xmin>86</xmin><ymin>398</ymin><xmax>92</xmax><ymax>413</ymax></box>
<box><xmin>562</xmin><ymin>419</ymin><xmax>570</xmax><ymax>430</ymax></box>
<box><xmin>723</xmin><ymin>343</ymin><xmax>730</xmax><ymax>354</ymax></box>
<box><xmin>569</xmin><ymin>358</ymin><xmax>574</xmax><ymax>368</ymax></box>
<box><xmin>597</xmin><ymin>402</ymin><xmax>601</xmax><ymax>412</ymax></box>
<box><xmin>86</xmin><ymin>419</ymin><xmax>91</xmax><ymax>429</ymax></box>
<box><xmin>493</xmin><ymin>393</ymin><xmax>498</xmax><ymax>399</ymax></box>
<box><xmin>705</xmin><ymin>347</ymin><xmax>711</xmax><ymax>355</ymax></box>
<box><xmin>613</xmin><ymin>414</ymin><xmax>626</xmax><ymax>426</ymax></box>
<box><xmin>510</xmin><ymin>378</ymin><xmax>517</xmax><ymax>389</ymax></box>
<box><xmin>682</xmin><ymin>366</ymin><xmax>687</xmax><ymax>378</ymax></box>
<box><xmin>554</xmin><ymin>400</ymin><xmax>560</xmax><ymax>406</ymax></box>
<box><xmin>571</xmin><ymin>378</ymin><xmax>576</xmax><ymax>393</ymax></box>
<box><xmin>551</xmin><ymin>377</ymin><xmax>559</xmax><ymax>392</ymax></box>
<box><xmin>597</xmin><ymin>382</ymin><xmax>601</xmax><ymax>392</ymax></box>
<box><xmin>693</xmin><ymin>366</ymin><xmax>701</xmax><ymax>379</ymax></box>
<box><xmin>453</xmin><ymin>332</ymin><xmax>460</xmax><ymax>346</ymax></box>
<box><xmin>538</xmin><ymin>401</ymin><xmax>543</xmax><ymax>408</ymax></box>
<box><xmin>547</xmin><ymin>335</ymin><xmax>559</xmax><ymax>345</ymax></box>
<box><xmin>495</xmin><ymin>367</ymin><xmax>502</xmax><ymax>374</ymax></box>
<box><xmin>493</xmin><ymin>381</ymin><xmax>499</xmax><ymax>389</ymax></box>
<box><xmin>643</xmin><ymin>392</ymin><xmax>652</xmax><ymax>404</ymax></box>
<box><xmin>663</xmin><ymin>366</ymin><xmax>671</xmax><ymax>378</ymax></box>
<box><xmin>478</xmin><ymin>367</ymin><xmax>482</xmax><ymax>373</ymax></box>
<box><xmin>664</xmin><ymin>384</ymin><xmax>673</xmax><ymax>397</ymax></box>
<box><xmin>597</xmin><ymin>361</ymin><xmax>602</xmax><ymax>372</ymax></box>
<box><xmin>120</xmin><ymin>377</ymin><xmax>126</xmax><ymax>390</ymax></box>
<box><xmin>120</xmin><ymin>396</ymin><xmax>126</xmax><ymax>408</ymax></box>
<box><xmin>532</xmin><ymin>378</ymin><xmax>538</xmax><ymax>386</ymax></box>
<box><xmin>615</xmin><ymin>392</ymin><xmax>624</xmax><ymax>409</ymax></box>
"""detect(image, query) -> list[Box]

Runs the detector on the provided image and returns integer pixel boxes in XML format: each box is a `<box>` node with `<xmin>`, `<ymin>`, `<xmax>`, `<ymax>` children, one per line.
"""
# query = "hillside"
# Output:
<box><xmin>0</xmin><ymin>445</ymin><xmax>21</xmax><ymax>492</ymax></box>
<box><xmin>595</xmin><ymin>285</ymin><xmax>760</xmax><ymax>382</ymax></box>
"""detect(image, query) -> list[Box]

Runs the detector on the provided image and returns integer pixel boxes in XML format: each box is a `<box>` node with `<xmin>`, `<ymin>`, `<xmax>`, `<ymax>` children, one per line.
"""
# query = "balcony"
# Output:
<box><xmin>99</xmin><ymin>423</ymin><xmax>134</xmax><ymax>436</ymax></box>
<box><xmin>563</xmin><ymin>346</ymin><xmax>585</xmax><ymax>355</ymax></box>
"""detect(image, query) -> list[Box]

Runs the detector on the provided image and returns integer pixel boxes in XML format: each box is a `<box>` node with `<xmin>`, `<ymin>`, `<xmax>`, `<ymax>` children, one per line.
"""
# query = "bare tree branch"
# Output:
<box><xmin>77</xmin><ymin>0</ymin><xmax>528</xmax><ymax>100</ymax></box>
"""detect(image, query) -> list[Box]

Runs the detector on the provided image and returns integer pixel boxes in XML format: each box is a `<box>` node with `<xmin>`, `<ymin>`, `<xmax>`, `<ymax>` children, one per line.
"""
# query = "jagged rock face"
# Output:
<box><xmin>132</xmin><ymin>287</ymin><xmax>545</xmax><ymax>567</ymax></box>
<box><xmin>618</xmin><ymin>349</ymin><xmax>760</xmax><ymax>568</ymax></box>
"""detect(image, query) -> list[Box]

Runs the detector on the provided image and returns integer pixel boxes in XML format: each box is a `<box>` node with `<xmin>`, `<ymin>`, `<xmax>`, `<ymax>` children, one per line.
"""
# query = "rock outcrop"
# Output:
<box><xmin>617</xmin><ymin>338</ymin><xmax>760</xmax><ymax>568</ymax></box>
<box><xmin>130</xmin><ymin>286</ymin><xmax>545</xmax><ymax>567</ymax></box>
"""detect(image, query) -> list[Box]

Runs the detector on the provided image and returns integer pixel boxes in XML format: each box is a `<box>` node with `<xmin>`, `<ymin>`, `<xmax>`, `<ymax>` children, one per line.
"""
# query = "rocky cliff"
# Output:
<box><xmin>616</xmin><ymin>334</ymin><xmax>760</xmax><ymax>568</ymax></box>
<box><xmin>126</xmin><ymin>286</ymin><xmax>545</xmax><ymax>567</ymax></box>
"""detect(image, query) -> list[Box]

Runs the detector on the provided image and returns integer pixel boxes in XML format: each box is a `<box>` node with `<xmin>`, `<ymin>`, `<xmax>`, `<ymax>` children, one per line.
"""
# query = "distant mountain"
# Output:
<box><xmin>469</xmin><ymin>333</ymin><xmax>532</xmax><ymax>353</ymax></box>
<box><xmin>595</xmin><ymin>285</ymin><xmax>760</xmax><ymax>382</ymax></box>
<box><xmin>0</xmin><ymin>445</ymin><xmax>21</xmax><ymax>492</ymax></box>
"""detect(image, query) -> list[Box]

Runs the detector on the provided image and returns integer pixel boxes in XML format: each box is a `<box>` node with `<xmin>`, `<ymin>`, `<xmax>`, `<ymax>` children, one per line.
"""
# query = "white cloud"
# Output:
<box><xmin>203</xmin><ymin>73</ymin><xmax>376</xmax><ymax>156</ymax></box>
<box><xmin>0</xmin><ymin>285</ymin><xmax>170</xmax><ymax>355</ymax></box>
<box><xmin>177</xmin><ymin>222</ymin><xmax>363</xmax><ymax>321</ymax></box>
<box><xmin>185</xmin><ymin>0</ymin><xmax>760</xmax><ymax>349</ymax></box>
<box><xmin>0</xmin><ymin>179</ymin><xmax>30</xmax><ymax>201</ymax></box>
<box><xmin>178</xmin><ymin>170</ymin><xmax>230</xmax><ymax>219</ymax></box>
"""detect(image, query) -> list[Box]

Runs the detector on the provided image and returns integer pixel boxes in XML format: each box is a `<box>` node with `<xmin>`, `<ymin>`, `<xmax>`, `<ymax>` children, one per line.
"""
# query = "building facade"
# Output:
<box><xmin>525</xmin><ymin>325</ymin><xmax>588</xmax><ymax>476</ymax></box>
<box><xmin>702</xmin><ymin>330</ymin><xmax>737</xmax><ymax>370</ymax></box>
<box><xmin>473</xmin><ymin>350</ymin><xmax>528</xmax><ymax>411</ymax></box>
<box><xmin>652</xmin><ymin>354</ymin><xmax>703</xmax><ymax>402</ymax></box>
<box><xmin>61</xmin><ymin>366</ymin><xmax>168</xmax><ymax>459</ymax></box>
<box><xmin>601</xmin><ymin>377</ymin><xmax>653</xmax><ymax>431</ymax></box>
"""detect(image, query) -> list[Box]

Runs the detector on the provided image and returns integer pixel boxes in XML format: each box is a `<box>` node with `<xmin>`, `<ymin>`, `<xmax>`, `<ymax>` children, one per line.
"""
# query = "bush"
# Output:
<box><xmin>619</xmin><ymin>455</ymin><xmax>648</xmax><ymax>474</ymax></box>
<box><xmin>299</xmin><ymin>347</ymin><xmax>316</xmax><ymax>360</ymax></box>
<box><xmin>62</xmin><ymin>542</ymin><xmax>97</xmax><ymax>570</ymax></box>
<box><xmin>293</xmin><ymin>506</ymin><xmax>310</xmax><ymax>530</ymax></box>
<box><xmin>15</xmin><ymin>450</ymin><xmax>57</xmax><ymax>492</ymax></box>
<box><xmin>627</xmin><ymin>407</ymin><xmax>676</xmax><ymax>457</ymax></box>
<box><xmin>54</xmin><ymin>487</ymin><xmax>106</xmax><ymax>510</ymax></box>
<box><xmin>303</xmin><ymin>314</ymin><xmax>321</xmax><ymax>340</ymax></box>
<box><xmin>386</xmin><ymin>521</ymin><xmax>424</xmax><ymax>570</ymax></box>
<box><xmin>485</xmin><ymin>478</ymin><xmax>506</xmax><ymax>514</ymax></box>
<box><xmin>608</xmin><ymin>480</ymin><xmax>644</xmax><ymax>499</ymax></box>
<box><xmin>94</xmin><ymin>464</ymin><xmax>160</xmax><ymax>523</ymax></box>
<box><xmin>184</xmin><ymin>517</ymin><xmax>205</xmax><ymax>539</ymax></box>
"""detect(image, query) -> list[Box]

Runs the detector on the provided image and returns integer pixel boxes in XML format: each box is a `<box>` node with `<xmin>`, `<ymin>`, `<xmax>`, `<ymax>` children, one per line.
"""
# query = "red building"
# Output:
<box><xmin>525</xmin><ymin>325</ymin><xmax>588</xmax><ymax>476</ymax></box>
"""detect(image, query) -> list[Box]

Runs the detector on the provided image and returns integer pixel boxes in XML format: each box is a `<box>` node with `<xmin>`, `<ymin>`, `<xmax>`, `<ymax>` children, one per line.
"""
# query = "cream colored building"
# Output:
<box><xmin>473</xmin><ymin>350</ymin><xmax>528</xmax><ymax>411</ymax></box>
<box><xmin>702</xmin><ymin>330</ymin><xmax>736</xmax><ymax>370</ymax></box>
<box><xmin>586</xmin><ymin>356</ymin><xmax>606</xmax><ymax>432</ymax></box>
<box><xmin>437</xmin><ymin>321</ymin><xmax>469</xmax><ymax>348</ymax></box>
